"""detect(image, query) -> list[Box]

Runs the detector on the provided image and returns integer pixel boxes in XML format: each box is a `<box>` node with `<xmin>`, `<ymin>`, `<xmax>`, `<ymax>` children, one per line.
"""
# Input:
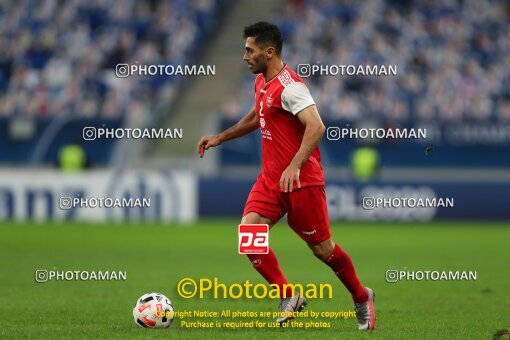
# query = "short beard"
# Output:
<box><xmin>251</xmin><ymin>62</ymin><xmax>266</xmax><ymax>74</ymax></box>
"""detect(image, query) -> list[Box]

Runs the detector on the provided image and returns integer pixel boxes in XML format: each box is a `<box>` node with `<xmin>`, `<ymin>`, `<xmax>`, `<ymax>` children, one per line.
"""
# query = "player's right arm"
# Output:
<box><xmin>197</xmin><ymin>106</ymin><xmax>258</xmax><ymax>158</ymax></box>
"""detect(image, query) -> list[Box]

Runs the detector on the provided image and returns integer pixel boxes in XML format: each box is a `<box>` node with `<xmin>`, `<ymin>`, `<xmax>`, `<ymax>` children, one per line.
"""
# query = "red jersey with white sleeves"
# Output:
<box><xmin>254</xmin><ymin>65</ymin><xmax>324</xmax><ymax>191</ymax></box>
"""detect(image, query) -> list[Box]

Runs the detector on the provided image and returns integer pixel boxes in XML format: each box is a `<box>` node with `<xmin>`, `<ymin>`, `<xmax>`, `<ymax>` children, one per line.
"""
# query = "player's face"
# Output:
<box><xmin>243</xmin><ymin>37</ymin><xmax>268</xmax><ymax>74</ymax></box>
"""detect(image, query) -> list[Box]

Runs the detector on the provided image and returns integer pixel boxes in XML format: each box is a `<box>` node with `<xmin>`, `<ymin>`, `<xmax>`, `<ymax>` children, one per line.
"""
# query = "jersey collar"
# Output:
<box><xmin>264</xmin><ymin>64</ymin><xmax>287</xmax><ymax>86</ymax></box>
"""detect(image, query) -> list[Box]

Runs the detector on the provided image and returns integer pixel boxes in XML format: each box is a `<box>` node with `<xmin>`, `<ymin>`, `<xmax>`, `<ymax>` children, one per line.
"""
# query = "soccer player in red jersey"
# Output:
<box><xmin>197</xmin><ymin>22</ymin><xmax>376</xmax><ymax>331</ymax></box>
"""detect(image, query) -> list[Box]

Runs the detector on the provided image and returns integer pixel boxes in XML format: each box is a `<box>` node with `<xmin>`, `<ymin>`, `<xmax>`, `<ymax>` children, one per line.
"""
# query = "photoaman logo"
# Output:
<box><xmin>238</xmin><ymin>224</ymin><xmax>269</xmax><ymax>254</ymax></box>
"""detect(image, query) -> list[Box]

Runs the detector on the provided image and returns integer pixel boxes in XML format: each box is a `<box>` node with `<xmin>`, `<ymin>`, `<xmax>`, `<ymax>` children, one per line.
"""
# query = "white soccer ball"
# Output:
<box><xmin>133</xmin><ymin>292</ymin><xmax>174</xmax><ymax>328</ymax></box>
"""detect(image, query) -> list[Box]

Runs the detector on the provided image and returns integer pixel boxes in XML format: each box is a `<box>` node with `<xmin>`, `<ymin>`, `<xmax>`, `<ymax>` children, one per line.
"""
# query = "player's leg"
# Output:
<box><xmin>306</xmin><ymin>237</ymin><xmax>375</xmax><ymax>330</ymax></box>
<box><xmin>242</xmin><ymin>212</ymin><xmax>306</xmax><ymax>324</ymax></box>
<box><xmin>242</xmin><ymin>182</ymin><xmax>306</xmax><ymax>325</ymax></box>
<box><xmin>241</xmin><ymin>212</ymin><xmax>294</xmax><ymax>299</ymax></box>
<box><xmin>287</xmin><ymin>186</ymin><xmax>375</xmax><ymax>330</ymax></box>
<box><xmin>306</xmin><ymin>238</ymin><xmax>367</xmax><ymax>303</ymax></box>
<box><xmin>242</xmin><ymin>181</ymin><xmax>291</xmax><ymax>299</ymax></box>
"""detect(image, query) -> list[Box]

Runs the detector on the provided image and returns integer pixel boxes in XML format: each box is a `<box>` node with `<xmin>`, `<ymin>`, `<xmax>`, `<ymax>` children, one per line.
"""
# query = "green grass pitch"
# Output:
<box><xmin>0</xmin><ymin>220</ymin><xmax>508</xmax><ymax>339</ymax></box>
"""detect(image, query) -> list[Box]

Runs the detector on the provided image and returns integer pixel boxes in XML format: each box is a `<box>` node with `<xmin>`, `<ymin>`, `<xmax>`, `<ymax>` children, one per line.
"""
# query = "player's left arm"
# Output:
<box><xmin>280</xmin><ymin>104</ymin><xmax>325</xmax><ymax>192</ymax></box>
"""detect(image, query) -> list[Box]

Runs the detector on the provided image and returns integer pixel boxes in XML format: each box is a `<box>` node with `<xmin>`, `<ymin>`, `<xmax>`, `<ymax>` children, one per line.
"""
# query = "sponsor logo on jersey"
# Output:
<box><xmin>277</xmin><ymin>69</ymin><xmax>294</xmax><ymax>87</ymax></box>
<box><xmin>266</xmin><ymin>94</ymin><xmax>274</xmax><ymax>107</ymax></box>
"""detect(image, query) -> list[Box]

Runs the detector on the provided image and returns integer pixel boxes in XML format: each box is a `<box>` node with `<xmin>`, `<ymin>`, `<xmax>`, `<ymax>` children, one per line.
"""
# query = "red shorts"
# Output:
<box><xmin>243</xmin><ymin>180</ymin><xmax>331</xmax><ymax>243</ymax></box>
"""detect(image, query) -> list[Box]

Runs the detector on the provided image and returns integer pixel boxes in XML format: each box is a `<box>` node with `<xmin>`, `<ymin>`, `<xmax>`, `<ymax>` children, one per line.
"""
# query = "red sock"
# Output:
<box><xmin>323</xmin><ymin>244</ymin><xmax>368</xmax><ymax>303</ymax></box>
<box><xmin>247</xmin><ymin>248</ymin><xmax>293</xmax><ymax>298</ymax></box>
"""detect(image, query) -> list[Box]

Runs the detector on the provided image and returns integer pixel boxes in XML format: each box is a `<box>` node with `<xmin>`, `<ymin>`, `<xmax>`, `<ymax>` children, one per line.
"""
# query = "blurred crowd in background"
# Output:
<box><xmin>0</xmin><ymin>0</ymin><xmax>220</xmax><ymax>120</ymax></box>
<box><xmin>3</xmin><ymin>0</ymin><xmax>509</xmax><ymax>124</ymax></box>
<box><xmin>224</xmin><ymin>0</ymin><xmax>510</xmax><ymax>124</ymax></box>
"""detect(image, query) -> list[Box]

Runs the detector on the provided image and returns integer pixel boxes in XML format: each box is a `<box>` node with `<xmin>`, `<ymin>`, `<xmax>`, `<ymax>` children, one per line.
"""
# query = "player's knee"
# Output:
<box><xmin>309</xmin><ymin>239</ymin><xmax>334</xmax><ymax>261</ymax></box>
<box><xmin>241</xmin><ymin>212</ymin><xmax>274</xmax><ymax>226</ymax></box>
<box><xmin>311</xmin><ymin>246</ymin><xmax>331</xmax><ymax>261</ymax></box>
<box><xmin>241</xmin><ymin>212</ymin><xmax>257</xmax><ymax>224</ymax></box>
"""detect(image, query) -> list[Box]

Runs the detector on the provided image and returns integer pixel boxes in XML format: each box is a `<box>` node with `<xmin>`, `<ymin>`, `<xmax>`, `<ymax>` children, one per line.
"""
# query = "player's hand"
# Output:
<box><xmin>280</xmin><ymin>163</ymin><xmax>301</xmax><ymax>193</ymax></box>
<box><xmin>197</xmin><ymin>135</ymin><xmax>222</xmax><ymax>158</ymax></box>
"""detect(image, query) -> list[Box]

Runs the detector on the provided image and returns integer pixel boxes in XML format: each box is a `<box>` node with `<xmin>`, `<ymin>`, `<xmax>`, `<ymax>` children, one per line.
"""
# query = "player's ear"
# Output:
<box><xmin>266</xmin><ymin>46</ymin><xmax>275</xmax><ymax>60</ymax></box>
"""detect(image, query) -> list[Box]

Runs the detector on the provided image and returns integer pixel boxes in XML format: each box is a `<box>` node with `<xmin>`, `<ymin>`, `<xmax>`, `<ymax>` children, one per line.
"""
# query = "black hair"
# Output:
<box><xmin>243</xmin><ymin>21</ymin><xmax>283</xmax><ymax>55</ymax></box>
